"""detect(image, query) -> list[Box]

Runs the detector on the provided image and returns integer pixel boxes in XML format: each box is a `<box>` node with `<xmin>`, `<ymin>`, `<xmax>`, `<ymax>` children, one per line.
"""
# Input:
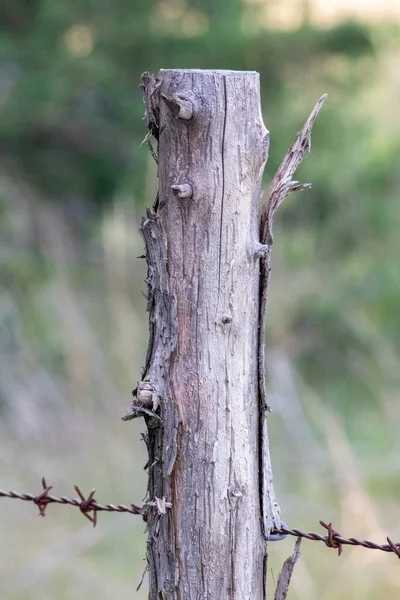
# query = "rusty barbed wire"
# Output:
<box><xmin>271</xmin><ymin>522</ymin><xmax>400</xmax><ymax>559</ymax></box>
<box><xmin>0</xmin><ymin>477</ymin><xmax>159</xmax><ymax>527</ymax></box>
<box><xmin>1</xmin><ymin>479</ymin><xmax>400</xmax><ymax>558</ymax></box>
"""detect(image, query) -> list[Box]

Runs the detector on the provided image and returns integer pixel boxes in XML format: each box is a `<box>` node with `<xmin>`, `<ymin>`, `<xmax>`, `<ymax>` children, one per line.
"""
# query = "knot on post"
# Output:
<box><xmin>171</xmin><ymin>183</ymin><xmax>193</xmax><ymax>199</ymax></box>
<box><xmin>136</xmin><ymin>381</ymin><xmax>156</xmax><ymax>408</ymax></box>
<box><xmin>161</xmin><ymin>92</ymin><xmax>195</xmax><ymax>120</ymax></box>
<box><xmin>122</xmin><ymin>380</ymin><xmax>161</xmax><ymax>422</ymax></box>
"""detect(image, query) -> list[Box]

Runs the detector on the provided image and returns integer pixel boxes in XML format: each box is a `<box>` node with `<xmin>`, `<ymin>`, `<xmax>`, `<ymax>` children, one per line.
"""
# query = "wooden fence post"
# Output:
<box><xmin>124</xmin><ymin>69</ymin><xmax>326</xmax><ymax>599</ymax></box>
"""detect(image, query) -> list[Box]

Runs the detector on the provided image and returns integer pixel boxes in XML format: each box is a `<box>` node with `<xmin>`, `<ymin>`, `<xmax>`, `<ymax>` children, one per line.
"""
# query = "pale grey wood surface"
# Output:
<box><xmin>140</xmin><ymin>69</ymin><xmax>270</xmax><ymax>599</ymax></box>
<box><xmin>135</xmin><ymin>69</ymin><xmax>326</xmax><ymax>599</ymax></box>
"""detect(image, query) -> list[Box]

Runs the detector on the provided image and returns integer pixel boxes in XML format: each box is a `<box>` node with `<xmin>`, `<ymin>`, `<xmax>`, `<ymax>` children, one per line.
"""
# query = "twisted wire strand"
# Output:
<box><xmin>0</xmin><ymin>487</ymin><xmax>143</xmax><ymax>515</ymax></box>
<box><xmin>276</xmin><ymin>525</ymin><xmax>400</xmax><ymax>556</ymax></box>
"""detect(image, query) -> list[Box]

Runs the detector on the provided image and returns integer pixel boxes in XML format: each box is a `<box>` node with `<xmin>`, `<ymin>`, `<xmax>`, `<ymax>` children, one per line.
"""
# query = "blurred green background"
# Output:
<box><xmin>1</xmin><ymin>0</ymin><xmax>399</xmax><ymax>598</ymax></box>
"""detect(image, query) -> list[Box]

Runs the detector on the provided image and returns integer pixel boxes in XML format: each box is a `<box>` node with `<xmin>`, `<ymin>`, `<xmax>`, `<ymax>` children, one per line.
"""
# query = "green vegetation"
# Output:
<box><xmin>1</xmin><ymin>1</ymin><xmax>400</xmax><ymax>598</ymax></box>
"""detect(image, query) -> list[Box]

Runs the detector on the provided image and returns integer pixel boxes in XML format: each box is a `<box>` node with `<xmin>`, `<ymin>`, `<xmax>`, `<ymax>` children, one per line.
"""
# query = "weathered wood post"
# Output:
<box><xmin>124</xmin><ymin>68</ymin><xmax>326</xmax><ymax>599</ymax></box>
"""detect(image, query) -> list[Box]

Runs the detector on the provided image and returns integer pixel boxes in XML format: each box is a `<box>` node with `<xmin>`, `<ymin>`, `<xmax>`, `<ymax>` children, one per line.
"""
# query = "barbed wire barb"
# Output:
<box><xmin>74</xmin><ymin>485</ymin><xmax>98</xmax><ymax>527</ymax></box>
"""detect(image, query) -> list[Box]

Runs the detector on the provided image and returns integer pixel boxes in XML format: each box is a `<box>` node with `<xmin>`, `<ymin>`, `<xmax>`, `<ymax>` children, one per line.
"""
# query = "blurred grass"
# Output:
<box><xmin>1</xmin><ymin>3</ymin><xmax>400</xmax><ymax>598</ymax></box>
<box><xmin>0</xmin><ymin>191</ymin><xmax>149</xmax><ymax>599</ymax></box>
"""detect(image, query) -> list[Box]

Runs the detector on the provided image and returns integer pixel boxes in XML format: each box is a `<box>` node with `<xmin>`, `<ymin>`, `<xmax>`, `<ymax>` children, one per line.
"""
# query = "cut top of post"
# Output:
<box><xmin>158</xmin><ymin>68</ymin><xmax>260</xmax><ymax>76</ymax></box>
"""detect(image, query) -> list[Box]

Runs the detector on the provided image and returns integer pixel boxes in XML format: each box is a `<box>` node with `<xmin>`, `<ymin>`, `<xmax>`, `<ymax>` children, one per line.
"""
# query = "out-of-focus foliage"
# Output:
<box><xmin>1</xmin><ymin>1</ymin><xmax>400</xmax><ymax>599</ymax></box>
<box><xmin>0</xmin><ymin>0</ymin><xmax>372</xmax><ymax>209</ymax></box>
